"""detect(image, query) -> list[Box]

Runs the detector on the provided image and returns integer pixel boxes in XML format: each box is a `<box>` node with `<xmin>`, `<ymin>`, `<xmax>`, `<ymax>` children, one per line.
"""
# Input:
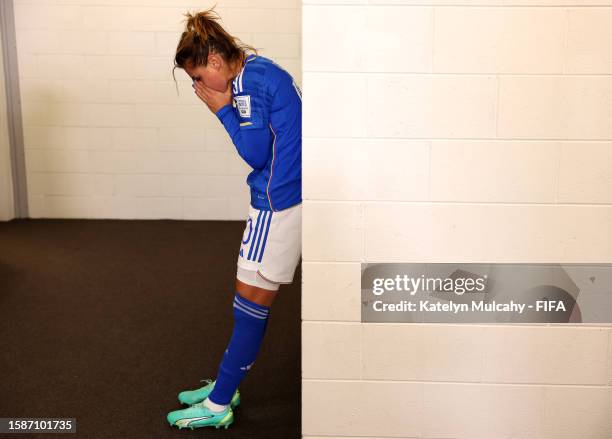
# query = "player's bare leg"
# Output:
<box><xmin>236</xmin><ymin>278</ymin><xmax>278</xmax><ymax>307</ymax></box>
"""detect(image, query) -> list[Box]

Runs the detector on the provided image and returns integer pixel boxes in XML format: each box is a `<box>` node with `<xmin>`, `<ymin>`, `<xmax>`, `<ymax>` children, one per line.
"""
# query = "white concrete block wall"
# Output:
<box><xmin>0</xmin><ymin>31</ymin><xmax>15</xmax><ymax>221</ymax></box>
<box><xmin>13</xmin><ymin>0</ymin><xmax>301</xmax><ymax>219</ymax></box>
<box><xmin>302</xmin><ymin>1</ymin><xmax>612</xmax><ymax>438</ymax></box>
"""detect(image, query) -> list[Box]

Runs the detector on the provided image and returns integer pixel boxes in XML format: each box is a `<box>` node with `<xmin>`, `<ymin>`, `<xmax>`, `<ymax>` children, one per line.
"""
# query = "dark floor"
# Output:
<box><xmin>0</xmin><ymin>219</ymin><xmax>301</xmax><ymax>439</ymax></box>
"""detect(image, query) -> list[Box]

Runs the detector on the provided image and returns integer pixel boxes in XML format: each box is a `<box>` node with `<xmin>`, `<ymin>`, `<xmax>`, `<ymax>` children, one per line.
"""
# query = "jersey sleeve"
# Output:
<box><xmin>215</xmin><ymin>101</ymin><xmax>271</xmax><ymax>170</ymax></box>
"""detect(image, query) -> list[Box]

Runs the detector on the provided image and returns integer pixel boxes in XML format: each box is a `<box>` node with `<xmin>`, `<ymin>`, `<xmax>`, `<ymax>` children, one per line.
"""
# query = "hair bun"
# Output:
<box><xmin>184</xmin><ymin>8</ymin><xmax>221</xmax><ymax>42</ymax></box>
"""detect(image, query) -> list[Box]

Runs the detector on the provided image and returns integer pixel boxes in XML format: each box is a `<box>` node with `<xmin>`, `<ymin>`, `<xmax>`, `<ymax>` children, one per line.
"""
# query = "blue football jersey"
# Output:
<box><xmin>216</xmin><ymin>53</ymin><xmax>302</xmax><ymax>212</ymax></box>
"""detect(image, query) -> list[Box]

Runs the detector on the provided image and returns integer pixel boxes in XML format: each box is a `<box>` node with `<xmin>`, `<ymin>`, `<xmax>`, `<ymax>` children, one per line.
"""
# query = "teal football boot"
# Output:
<box><xmin>167</xmin><ymin>400</ymin><xmax>234</xmax><ymax>430</ymax></box>
<box><xmin>178</xmin><ymin>378</ymin><xmax>241</xmax><ymax>408</ymax></box>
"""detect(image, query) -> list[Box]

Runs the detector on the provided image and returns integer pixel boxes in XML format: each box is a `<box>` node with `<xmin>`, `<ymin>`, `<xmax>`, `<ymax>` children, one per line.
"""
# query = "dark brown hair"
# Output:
<box><xmin>173</xmin><ymin>5</ymin><xmax>258</xmax><ymax>81</ymax></box>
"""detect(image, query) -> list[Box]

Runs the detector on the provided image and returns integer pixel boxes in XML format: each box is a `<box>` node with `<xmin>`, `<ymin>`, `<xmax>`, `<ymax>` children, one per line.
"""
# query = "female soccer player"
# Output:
<box><xmin>166</xmin><ymin>7</ymin><xmax>302</xmax><ymax>430</ymax></box>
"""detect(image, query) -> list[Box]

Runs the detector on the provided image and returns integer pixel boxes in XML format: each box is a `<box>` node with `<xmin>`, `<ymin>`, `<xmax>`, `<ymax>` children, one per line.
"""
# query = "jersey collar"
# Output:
<box><xmin>232</xmin><ymin>54</ymin><xmax>256</xmax><ymax>94</ymax></box>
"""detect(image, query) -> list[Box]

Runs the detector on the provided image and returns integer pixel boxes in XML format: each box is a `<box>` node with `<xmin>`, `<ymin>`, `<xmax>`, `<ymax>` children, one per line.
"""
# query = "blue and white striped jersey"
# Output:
<box><xmin>215</xmin><ymin>53</ymin><xmax>302</xmax><ymax>212</ymax></box>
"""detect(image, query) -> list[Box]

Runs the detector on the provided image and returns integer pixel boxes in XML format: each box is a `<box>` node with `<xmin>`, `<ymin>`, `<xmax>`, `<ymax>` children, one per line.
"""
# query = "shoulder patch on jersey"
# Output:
<box><xmin>234</xmin><ymin>95</ymin><xmax>251</xmax><ymax>118</ymax></box>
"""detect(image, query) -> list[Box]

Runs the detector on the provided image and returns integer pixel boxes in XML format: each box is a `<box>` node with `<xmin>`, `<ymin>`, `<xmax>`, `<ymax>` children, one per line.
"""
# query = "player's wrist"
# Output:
<box><xmin>215</xmin><ymin>103</ymin><xmax>233</xmax><ymax>118</ymax></box>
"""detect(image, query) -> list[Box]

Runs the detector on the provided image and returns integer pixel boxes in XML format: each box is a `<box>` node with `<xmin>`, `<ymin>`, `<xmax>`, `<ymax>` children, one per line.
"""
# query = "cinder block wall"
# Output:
<box><xmin>14</xmin><ymin>0</ymin><xmax>301</xmax><ymax>219</ymax></box>
<box><xmin>0</xmin><ymin>31</ymin><xmax>15</xmax><ymax>221</ymax></box>
<box><xmin>302</xmin><ymin>1</ymin><xmax>612</xmax><ymax>438</ymax></box>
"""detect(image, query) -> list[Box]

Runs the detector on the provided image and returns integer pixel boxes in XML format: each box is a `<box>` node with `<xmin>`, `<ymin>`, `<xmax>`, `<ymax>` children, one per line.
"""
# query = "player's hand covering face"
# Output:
<box><xmin>193</xmin><ymin>79</ymin><xmax>233</xmax><ymax>114</ymax></box>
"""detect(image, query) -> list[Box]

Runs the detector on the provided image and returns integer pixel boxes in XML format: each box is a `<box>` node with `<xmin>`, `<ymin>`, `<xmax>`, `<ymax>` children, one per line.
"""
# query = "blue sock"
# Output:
<box><xmin>207</xmin><ymin>292</ymin><xmax>270</xmax><ymax>405</ymax></box>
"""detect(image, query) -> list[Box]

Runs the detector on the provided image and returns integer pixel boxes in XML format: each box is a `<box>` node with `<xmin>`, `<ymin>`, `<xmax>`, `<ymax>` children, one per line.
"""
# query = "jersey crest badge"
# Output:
<box><xmin>234</xmin><ymin>95</ymin><xmax>251</xmax><ymax>118</ymax></box>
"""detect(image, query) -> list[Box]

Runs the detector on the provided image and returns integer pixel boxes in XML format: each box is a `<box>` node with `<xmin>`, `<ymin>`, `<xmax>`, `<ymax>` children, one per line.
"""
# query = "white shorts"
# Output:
<box><xmin>237</xmin><ymin>202</ymin><xmax>302</xmax><ymax>284</ymax></box>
